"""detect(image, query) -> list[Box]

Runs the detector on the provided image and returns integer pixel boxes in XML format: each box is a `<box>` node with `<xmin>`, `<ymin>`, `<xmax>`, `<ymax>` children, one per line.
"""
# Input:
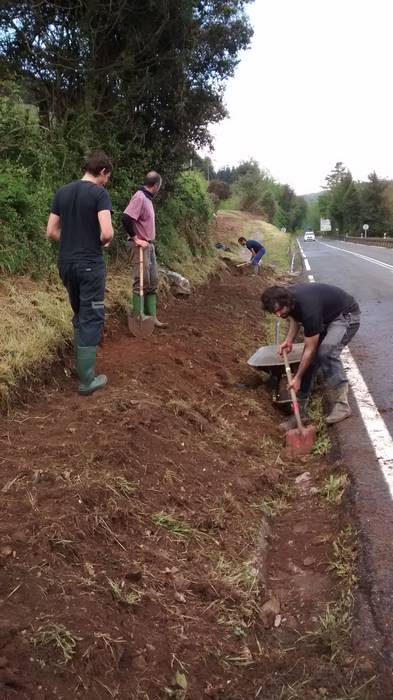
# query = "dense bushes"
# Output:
<box><xmin>0</xmin><ymin>90</ymin><xmax>214</xmax><ymax>276</ymax></box>
<box><xmin>155</xmin><ymin>171</ymin><xmax>214</xmax><ymax>267</ymax></box>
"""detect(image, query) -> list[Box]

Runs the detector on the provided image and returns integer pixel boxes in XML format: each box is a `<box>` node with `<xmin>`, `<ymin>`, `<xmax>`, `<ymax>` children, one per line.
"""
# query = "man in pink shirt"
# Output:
<box><xmin>122</xmin><ymin>171</ymin><xmax>167</xmax><ymax>328</ymax></box>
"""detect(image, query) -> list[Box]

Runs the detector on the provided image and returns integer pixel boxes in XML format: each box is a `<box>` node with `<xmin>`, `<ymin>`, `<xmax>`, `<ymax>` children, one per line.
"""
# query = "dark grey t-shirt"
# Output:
<box><xmin>290</xmin><ymin>283</ymin><xmax>360</xmax><ymax>337</ymax></box>
<box><xmin>51</xmin><ymin>180</ymin><xmax>112</xmax><ymax>263</ymax></box>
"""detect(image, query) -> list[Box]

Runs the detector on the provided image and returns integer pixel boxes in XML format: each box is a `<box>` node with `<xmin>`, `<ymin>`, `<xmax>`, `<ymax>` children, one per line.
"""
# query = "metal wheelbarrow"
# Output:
<box><xmin>247</xmin><ymin>342</ymin><xmax>304</xmax><ymax>409</ymax></box>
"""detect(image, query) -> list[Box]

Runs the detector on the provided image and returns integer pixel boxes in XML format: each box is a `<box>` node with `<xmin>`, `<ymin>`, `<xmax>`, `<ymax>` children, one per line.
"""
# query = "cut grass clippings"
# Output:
<box><xmin>33</xmin><ymin>622</ymin><xmax>81</xmax><ymax>664</ymax></box>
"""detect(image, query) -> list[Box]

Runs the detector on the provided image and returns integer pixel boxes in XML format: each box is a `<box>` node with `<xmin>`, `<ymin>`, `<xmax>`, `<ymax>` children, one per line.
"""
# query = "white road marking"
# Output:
<box><xmin>304</xmin><ymin>258</ymin><xmax>311</xmax><ymax>271</ymax></box>
<box><xmin>297</xmin><ymin>239</ymin><xmax>393</xmax><ymax>498</ymax></box>
<box><xmin>342</xmin><ymin>349</ymin><xmax>393</xmax><ymax>499</ymax></box>
<box><xmin>320</xmin><ymin>241</ymin><xmax>393</xmax><ymax>273</ymax></box>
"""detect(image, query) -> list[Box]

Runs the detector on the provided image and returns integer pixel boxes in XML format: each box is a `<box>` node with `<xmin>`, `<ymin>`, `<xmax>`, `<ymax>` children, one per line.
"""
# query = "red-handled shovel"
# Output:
<box><xmin>282</xmin><ymin>350</ymin><xmax>316</xmax><ymax>456</ymax></box>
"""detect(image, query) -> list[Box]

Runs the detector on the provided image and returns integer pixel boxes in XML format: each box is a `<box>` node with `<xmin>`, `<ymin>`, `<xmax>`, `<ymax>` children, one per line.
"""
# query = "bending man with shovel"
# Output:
<box><xmin>261</xmin><ymin>283</ymin><xmax>361</xmax><ymax>430</ymax></box>
<box><xmin>122</xmin><ymin>171</ymin><xmax>167</xmax><ymax>330</ymax></box>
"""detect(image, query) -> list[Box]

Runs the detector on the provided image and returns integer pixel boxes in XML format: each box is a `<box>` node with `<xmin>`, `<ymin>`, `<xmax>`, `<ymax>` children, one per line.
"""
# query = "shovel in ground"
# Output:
<box><xmin>127</xmin><ymin>245</ymin><xmax>155</xmax><ymax>338</ymax></box>
<box><xmin>282</xmin><ymin>350</ymin><xmax>316</xmax><ymax>456</ymax></box>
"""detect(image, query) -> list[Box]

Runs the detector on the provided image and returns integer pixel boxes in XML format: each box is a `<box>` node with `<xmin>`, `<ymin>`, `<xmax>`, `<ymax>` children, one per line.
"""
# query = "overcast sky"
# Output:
<box><xmin>203</xmin><ymin>0</ymin><xmax>393</xmax><ymax>195</ymax></box>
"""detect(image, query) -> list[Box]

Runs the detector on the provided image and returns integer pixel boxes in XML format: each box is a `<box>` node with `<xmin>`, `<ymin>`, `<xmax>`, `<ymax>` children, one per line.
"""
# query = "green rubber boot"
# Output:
<box><xmin>132</xmin><ymin>292</ymin><xmax>143</xmax><ymax>316</ymax></box>
<box><xmin>76</xmin><ymin>346</ymin><xmax>107</xmax><ymax>395</ymax></box>
<box><xmin>145</xmin><ymin>293</ymin><xmax>168</xmax><ymax>328</ymax></box>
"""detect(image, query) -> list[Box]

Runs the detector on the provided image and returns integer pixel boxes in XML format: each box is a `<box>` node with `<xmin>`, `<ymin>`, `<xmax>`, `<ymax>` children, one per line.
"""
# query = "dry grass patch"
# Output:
<box><xmin>0</xmin><ymin>269</ymin><xmax>131</xmax><ymax>409</ymax></box>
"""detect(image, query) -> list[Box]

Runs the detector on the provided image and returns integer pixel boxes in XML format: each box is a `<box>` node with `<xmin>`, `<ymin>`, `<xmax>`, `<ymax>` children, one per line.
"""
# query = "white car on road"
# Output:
<box><xmin>304</xmin><ymin>230</ymin><xmax>316</xmax><ymax>241</ymax></box>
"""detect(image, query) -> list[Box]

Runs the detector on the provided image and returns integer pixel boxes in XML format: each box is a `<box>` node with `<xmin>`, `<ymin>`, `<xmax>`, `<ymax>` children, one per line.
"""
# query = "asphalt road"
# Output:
<box><xmin>300</xmin><ymin>238</ymin><xmax>393</xmax><ymax>664</ymax></box>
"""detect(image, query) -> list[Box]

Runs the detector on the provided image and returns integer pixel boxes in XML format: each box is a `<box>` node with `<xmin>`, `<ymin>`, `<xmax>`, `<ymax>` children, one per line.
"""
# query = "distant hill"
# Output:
<box><xmin>301</xmin><ymin>192</ymin><xmax>323</xmax><ymax>204</ymax></box>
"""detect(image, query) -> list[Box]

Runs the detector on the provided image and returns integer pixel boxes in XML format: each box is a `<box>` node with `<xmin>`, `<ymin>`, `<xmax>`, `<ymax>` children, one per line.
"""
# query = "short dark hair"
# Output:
<box><xmin>83</xmin><ymin>151</ymin><xmax>113</xmax><ymax>176</ymax></box>
<box><xmin>144</xmin><ymin>171</ymin><xmax>162</xmax><ymax>187</ymax></box>
<box><xmin>238</xmin><ymin>236</ymin><xmax>247</xmax><ymax>243</ymax></box>
<box><xmin>261</xmin><ymin>285</ymin><xmax>295</xmax><ymax>313</ymax></box>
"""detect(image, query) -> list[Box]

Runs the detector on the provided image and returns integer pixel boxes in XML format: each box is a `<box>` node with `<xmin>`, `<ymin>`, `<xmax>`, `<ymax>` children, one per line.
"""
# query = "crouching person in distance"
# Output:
<box><xmin>47</xmin><ymin>151</ymin><xmax>114</xmax><ymax>395</ymax></box>
<box><xmin>261</xmin><ymin>283</ymin><xmax>360</xmax><ymax>429</ymax></box>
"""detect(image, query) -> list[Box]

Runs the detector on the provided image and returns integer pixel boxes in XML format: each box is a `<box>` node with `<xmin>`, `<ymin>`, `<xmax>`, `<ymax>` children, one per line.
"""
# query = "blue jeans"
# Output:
<box><xmin>252</xmin><ymin>248</ymin><xmax>265</xmax><ymax>267</ymax></box>
<box><xmin>300</xmin><ymin>311</ymin><xmax>361</xmax><ymax>399</ymax></box>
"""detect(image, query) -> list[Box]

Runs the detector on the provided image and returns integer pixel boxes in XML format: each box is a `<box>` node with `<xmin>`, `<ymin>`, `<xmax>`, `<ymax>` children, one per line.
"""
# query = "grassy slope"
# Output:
<box><xmin>0</xmin><ymin>269</ymin><xmax>130</xmax><ymax>408</ymax></box>
<box><xmin>0</xmin><ymin>212</ymin><xmax>289</xmax><ymax>409</ymax></box>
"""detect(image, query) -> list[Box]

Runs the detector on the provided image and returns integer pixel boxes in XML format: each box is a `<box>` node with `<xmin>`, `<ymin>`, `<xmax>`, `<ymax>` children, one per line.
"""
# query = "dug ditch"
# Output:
<box><xmin>0</xmin><ymin>263</ymin><xmax>390</xmax><ymax>699</ymax></box>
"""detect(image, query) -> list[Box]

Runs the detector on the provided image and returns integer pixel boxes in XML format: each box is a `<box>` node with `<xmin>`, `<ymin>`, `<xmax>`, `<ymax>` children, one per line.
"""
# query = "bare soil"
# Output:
<box><xmin>0</xmin><ymin>218</ymin><xmax>390</xmax><ymax>699</ymax></box>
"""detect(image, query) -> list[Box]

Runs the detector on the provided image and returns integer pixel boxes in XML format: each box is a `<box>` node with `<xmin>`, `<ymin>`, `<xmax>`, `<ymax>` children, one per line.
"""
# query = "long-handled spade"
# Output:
<box><xmin>127</xmin><ymin>246</ymin><xmax>155</xmax><ymax>338</ymax></box>
<box><xmin>282</xmin><ymin>350</ymin><xmax>316</xmax><ymax>456</ymax></box>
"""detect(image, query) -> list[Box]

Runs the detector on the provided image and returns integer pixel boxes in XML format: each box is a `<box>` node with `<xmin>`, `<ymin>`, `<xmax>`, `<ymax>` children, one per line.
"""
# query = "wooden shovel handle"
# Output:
<box><xmin>282</xmin><ymin>350</ymin><xmax>303</xmax><ymax>431</ymax></box>
<box><xmin>139</xmin><ymin>245</ymin><xmax>144</xmax><ymax>301</ymax></box>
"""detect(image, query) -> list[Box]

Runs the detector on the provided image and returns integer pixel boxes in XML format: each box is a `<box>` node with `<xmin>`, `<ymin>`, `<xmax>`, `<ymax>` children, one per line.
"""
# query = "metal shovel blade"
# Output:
<box><xmin>127</xmin><ymin>312</ymin><xmax>155</xmax><ymax>338</ymax></box>
<box><xmin>285</xmin><ymin>424</ymin><xmax>316</xmax><ymax>457</ymax></box>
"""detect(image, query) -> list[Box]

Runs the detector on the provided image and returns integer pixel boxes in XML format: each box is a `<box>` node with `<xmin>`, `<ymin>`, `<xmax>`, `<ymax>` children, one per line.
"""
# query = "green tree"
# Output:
<box><xmin>359</xmin><ymin>172</ymin><xmax>393</xmax><ymax>236</ymax></box>
<box><xmin>207</xmin><ymin>179</ymin><xmax>231</xmax><ymax>200</ymax></box>
<box><xmin>192</xmin><ymin>154</ymin><xmax>216</xmax><ymax>180</ymax></box>
<box><xmin>321</xmin><ymin>162</ymin><xmax>359</xmax><ymax>234</ymax></box>
<box><xmin>0</xmin><ymin>1</ymin><xmax>254</xmax><ymax>179</ymax></box>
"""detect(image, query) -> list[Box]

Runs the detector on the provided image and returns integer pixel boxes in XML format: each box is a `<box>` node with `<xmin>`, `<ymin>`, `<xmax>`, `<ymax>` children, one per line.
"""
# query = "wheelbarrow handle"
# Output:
<box><xmin>282</xmin><ymin>350</ymin><xmax>303</xmax><ymax>431</ymax></box>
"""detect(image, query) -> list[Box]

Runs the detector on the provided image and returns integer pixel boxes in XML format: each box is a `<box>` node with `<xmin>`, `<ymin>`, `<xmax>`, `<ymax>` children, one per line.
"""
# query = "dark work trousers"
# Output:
<box><xmin>127</xmin><ymin>241</ymin><xmax>159</xmax><ymax>294</ymax></box>
<box><xmin>58</xmin><ymin>259</ymin><xmax>106</xmax><ymax>347</ymax></box>
<box><xmin>299</xmin><ymin>310</ymin><xmax>361</xmax><ymax>399</ymax></box>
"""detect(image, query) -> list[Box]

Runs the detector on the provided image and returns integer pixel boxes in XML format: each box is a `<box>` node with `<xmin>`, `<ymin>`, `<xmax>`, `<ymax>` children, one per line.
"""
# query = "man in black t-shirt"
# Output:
<box><xmin>261</xmin><ymin>283</ymin><xmax>361</xmax><ymax>428</ymax></box>
<box><xmin>47</xmin><ymin>151</ymin><xmax>114</xmax><ymax>395</ymax></box>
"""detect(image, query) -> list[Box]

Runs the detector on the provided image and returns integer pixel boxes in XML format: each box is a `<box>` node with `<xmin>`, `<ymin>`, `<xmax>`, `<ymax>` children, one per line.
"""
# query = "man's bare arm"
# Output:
<box><xmin>98</xmin><ymin>210</ymin><xmax>114</xmax><ymax>245</ymax></box>
<box><xmin>279</xmin><ymin>318</ymin><xmax>300</xmax><ymax>354</ymax></box>
<box><xmin>47</xmin><ymin>213</ymin><xmax>61</xmax><ymax>241</ymax></box>
<box><xmin>287</xmin><ymin>334</ymin><xmax>319</xmax><ymax>393</ymax></box>
<box><xmin>294</xmin><ymin>334</ymin><xmax>319</xmax><ymax>380</ymax></box>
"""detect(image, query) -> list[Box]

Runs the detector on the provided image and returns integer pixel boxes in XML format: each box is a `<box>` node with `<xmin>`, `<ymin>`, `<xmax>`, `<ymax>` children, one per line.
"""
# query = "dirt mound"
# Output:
<box><xmin>0</xmin><ymin>265</ymin><xmax>388</xmax><ymax>698</ymax></box>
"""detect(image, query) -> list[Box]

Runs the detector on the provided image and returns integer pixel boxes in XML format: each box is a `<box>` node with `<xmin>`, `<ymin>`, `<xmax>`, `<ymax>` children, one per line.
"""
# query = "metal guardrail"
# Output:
<box><xmin>344</xmin><ymin>235</ymin><xmax>393</xmax><ymax>249</ymax></box>
<box><xmin>320</xmin><ymin>233</ymin><xmax>393</xmax><ymax>249</ymax></box>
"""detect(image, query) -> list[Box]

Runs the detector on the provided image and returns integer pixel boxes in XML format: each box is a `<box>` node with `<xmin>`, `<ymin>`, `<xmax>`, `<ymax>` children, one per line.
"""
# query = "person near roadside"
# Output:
<box><xmin>261</xmin><ymin>283</ymin><xmax>361</xmax><ymax>429</ymax></box>
<box><xmin>122</xmin><ymin>171</ymin><xmax>167</xmax><ymax>328</ymax></box>
<box><xmin>46</xmin><ymin>151</ymin><xmax>114</xmax><ymax>395</ymax></box>
<box><xmin>238</xmin><ymin>236</ymin><xmax>266</xmax><ymax>274</ymax></box>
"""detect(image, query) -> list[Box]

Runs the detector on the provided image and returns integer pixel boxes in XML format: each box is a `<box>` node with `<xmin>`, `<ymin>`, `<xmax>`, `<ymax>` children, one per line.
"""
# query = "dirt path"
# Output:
<box><xmin>0</xmin><ymin>261</ymin><xmax>390</xmax><ymax>698</ymax></box>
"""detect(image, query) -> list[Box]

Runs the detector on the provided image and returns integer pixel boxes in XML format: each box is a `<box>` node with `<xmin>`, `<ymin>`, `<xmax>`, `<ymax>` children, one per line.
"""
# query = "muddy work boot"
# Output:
<box><xmin>278</xmin><ymin>399</ymin><xmax>309</xmax><ymax>433</ymax></box>
<box><xmin>325</xmin><ymin>382</ymin><xmax>351</xmax><ymax>425</ymax></box>
<box><xmin>77</xmin><ymin>346</ymin><xmax>107</xmax><ymax>395</ymax></box>
<box><xmin>145</xmin><ymin>293</ymin><xmax>168</xmax><ymax>328</ymax></box>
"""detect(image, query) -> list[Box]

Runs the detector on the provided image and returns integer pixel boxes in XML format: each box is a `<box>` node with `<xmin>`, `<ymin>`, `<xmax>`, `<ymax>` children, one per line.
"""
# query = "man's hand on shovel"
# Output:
<box><xmin>135</xmin><ymin>237</ymin><xmax>149</xmax><ymax>248</ymax></box>
<box><xmin>288</xmin><ymin>374</ymin><xmax>301</xmax><ymax>394</ymax></box>
<box><xmin>282</xmin><ymin>350</ymin><xmax>316</xmax><ymax>455</ymax></box>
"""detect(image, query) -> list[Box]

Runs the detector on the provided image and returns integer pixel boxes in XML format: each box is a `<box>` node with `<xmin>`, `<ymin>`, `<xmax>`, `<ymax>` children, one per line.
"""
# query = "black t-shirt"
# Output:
<box><xmin>290</xmin><ymin>283</ymin><xmax>360</xmax><ymax>337</ymax></box>
<box><xmin>50</xmin><ymin>180</ymin><xmax>112</xmax><ymax>263</ymax></box>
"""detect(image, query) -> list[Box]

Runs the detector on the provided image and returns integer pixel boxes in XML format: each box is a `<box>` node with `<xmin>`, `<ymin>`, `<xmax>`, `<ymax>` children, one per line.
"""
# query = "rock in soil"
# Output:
<box><xmin>260</xmin><ymin>596</ymin><xmax>281</xmax><ymax>628</ymax></box>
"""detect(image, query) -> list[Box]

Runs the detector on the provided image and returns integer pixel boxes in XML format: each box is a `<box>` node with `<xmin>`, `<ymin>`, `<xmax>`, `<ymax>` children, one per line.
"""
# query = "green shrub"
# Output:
<box><xmin>0</xmin><ymin>163</ymin><xmax>53</xmax><ymax>275</ymax></box>
<box><xmin>0</xmin><ymin>87</ymin><xmax>214</xmax><ymax>277</ymax></box>
<box><xmin>155</xmin><ymin>171</ymin><xmax>214</xmax><ymax>267</ymax></box>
